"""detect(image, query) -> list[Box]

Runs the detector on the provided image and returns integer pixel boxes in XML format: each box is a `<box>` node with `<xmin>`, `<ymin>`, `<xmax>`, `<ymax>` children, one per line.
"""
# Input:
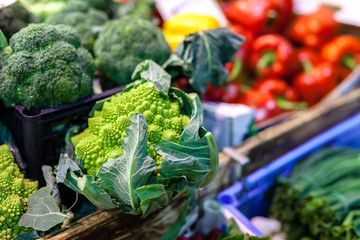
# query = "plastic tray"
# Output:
<box><xmin>0</xmin><ymin>86</ymin><xmax>124</xmax><ymax>185</ymax></box>
<box><xmin>217</xmin><ymin>112</ymin><xmax>360</xmax><ymax>237</ymax></box>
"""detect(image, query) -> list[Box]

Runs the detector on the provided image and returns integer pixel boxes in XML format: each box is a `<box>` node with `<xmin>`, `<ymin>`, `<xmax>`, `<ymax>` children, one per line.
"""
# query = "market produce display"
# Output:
<box><xmin>18</xmin><ymin>60</ymin><xmax>219</xmax><ymax>234</ymax></box>
<box><xmin>46</xmin><ymin>0</ymin><xmax>108</xmax><ymax>52</ymax></box>
<box><xmin>200</xmin><ymin>1</ymin><xmax>360</xmax><ymax>124</ymax></box>
<box><xmin>0</xmin><ymin>23</ymin><xmax>95</xmax><ymax>109</ymax></box>
<box><xmin>1</xmin><ymin>0</ymin><xmax>360</xmax><ymax>239</ymax></box>
<box><xmin>270</xmin><ymin>148</ymin><xmax>360</xmax><ymax>239</ymax></box>
<box><xmin>94</xmin><ymin>16</ymin><xmax>170</xmax><ymax>85</ymax></box>
<box><xmin>0</xmin><ymin>1</ymin><xmax>39</xmax><ymax>40</ymax></box>
<box><xmin>0</xmin><ymin>144</ymin><xmax>38</xmax><ymax>240</ymax></box>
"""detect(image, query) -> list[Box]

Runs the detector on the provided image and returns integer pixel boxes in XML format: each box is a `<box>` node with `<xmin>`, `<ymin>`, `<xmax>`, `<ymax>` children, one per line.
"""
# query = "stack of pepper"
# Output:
<box><xmin>203</xmin><ymin>1</ymin><xmax>360</xmax><ymax>124</ymax></box>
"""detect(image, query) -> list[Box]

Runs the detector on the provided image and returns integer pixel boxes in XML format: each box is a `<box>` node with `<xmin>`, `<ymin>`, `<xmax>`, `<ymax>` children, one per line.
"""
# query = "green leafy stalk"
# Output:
<box><xmin>270</xmin><ymin>148</ymin><xmax>360</xmax><ymax>239</ymax></box>
<box><xmin>98</xmin><ymin>113</ymin><xmax>156</xmax><ymax>212</ymax></box>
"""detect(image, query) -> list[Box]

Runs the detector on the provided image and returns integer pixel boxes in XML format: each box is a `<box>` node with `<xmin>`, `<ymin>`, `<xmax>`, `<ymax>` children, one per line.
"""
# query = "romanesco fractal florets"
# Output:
<box><xmin>73</xmin><ymin>82</ymin><xmax>191</xmax><ymax>176</ymax></box>
<box><xmin>0</xmin><ymin>145</ymin><xmax>38</xmax><ymax>240</ymax></box>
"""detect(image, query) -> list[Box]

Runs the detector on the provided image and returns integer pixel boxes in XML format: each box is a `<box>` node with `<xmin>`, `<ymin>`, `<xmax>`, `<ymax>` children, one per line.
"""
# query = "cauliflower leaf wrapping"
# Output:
<box><xmin>54</xmin><ymin>60</ymin><xmax>218</xmax><ymax>220</ymax></box>
<box><xmin>0</xmin><ymin>23</ymin><xmax>95</xmax><ymax>109</ymax></box>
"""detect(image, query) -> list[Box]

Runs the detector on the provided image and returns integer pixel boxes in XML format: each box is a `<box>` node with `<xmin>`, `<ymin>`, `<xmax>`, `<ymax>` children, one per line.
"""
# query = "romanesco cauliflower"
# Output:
<box><xmin>0</xmin><ymin>145</ymin><xmax>38</xmax><ymax>240</ymax></box>
<box><xmin>73</xmin><ymin>82</ymin><xmax>191</xmax><ymax>176</ymax></box>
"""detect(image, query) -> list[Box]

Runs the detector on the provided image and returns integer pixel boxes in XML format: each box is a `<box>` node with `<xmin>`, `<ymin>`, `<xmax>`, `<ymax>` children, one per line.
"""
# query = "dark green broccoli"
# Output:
<box><xmin>85</xmin><ymin>0</ymin><xmax>114</xmax><ymax>12</ymax></box>
<box><xmin>0</xmin><ymin>1</ymin><xmax>40</xmax><ymax>40</ymax></box>
<box><xmin>46</xmin><ymin>0</ymin><xmax>108</xmax><ymax>52</ymax></box>
<box><xmin>0</xmin><ymin>23</ymin><xmax>95</xmax><ymax>109</ymax></box>
<box><xmin>94</xmin><ymin>16</ymin><xmax>170</xmax><ymax>85</ymax></box>
<box><xmin>114</xmin><ymin>0</ymin><xmax>155</xmax><ymax>20</ymax></box>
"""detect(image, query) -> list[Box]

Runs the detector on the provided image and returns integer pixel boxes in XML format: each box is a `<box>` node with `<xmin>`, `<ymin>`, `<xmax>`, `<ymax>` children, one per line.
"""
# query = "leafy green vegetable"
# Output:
<box><xmin>45</xmin><ymin>0</ymin><xmax>108</xmax><ymax>52</ymax></box>
<box><xmin>0</xmin><ymin>23</ymin><xmax>95</xmax><ymax>109</ymax></box>
<box><xmin>131</xmin><ymin>59</ymin><xmax>171</xmax><ymax>96</ymax></box>
<box><xmin>98</xmin><ymin>113</ymin><xmax>156</xmax><ymax>213</ymax></box>
<box><xmin>135</xmin><ymin>184</ymin><xmax>169</xmax><ymax>218</ymax></box>
<box><xmin>94</xmin><ymin>16</ymin><xmax>170</xmax><ymax>85</ymax></box>
<box><xmin>54</xmin><ymin>60</ymin><xmax>218</xmax><ymax>222</ymax></box>
<box><xmin>19</xmin><ymin>187</ymin><xmax>69</xmax><ymax>232</ymax></box>
<box><xmin>270</xmin><ymin>148</ymin><xmax>360</xmax><ymax>239</ymax></box>
<box><xmin>57</xmin><ymin>155</ymin><xmax>117</xmax><ymax>209</ymax></box>
<box><xmin>163</xmin><ymin>28</ymin><xmax>244</xmax><ymax>93</ymax></box>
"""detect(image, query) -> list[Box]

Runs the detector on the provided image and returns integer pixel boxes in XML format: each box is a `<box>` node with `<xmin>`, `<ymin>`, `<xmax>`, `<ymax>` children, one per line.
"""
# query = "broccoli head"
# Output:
<box><xmin>0</xmin><ymin>23</ymin><xmax>95</xmax><ymax>109</ymax></box>
<box><xmin>0</xmin><ymin>1</ymin><xmax>40</xmax><ymax>40</ymax></box>
<box><xmin>73</xmin><ymin>81</ymin><xmax>190</xmax><ymax>175</ymax></box>
<box><xmin>0</xmin><ymin>144</ymin><xmax>38</xmax><ymax>239</ymax></box>
<box><xmin>46</xmin><ymin>0</ymin><xmax>108</xmax><ymax>52</ymax></box>
<box><xmin>94</xmin><ymin>17</ymin><xmax>170</xmax><ymax>85</ymax></box>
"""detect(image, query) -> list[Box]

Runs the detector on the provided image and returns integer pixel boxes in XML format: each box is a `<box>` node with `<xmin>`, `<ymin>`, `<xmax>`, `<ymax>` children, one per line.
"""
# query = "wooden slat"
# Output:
<box><xmin>41</xmin><ymin>199</ymin><xmax>187</xmax><ymax>240</ymax></box>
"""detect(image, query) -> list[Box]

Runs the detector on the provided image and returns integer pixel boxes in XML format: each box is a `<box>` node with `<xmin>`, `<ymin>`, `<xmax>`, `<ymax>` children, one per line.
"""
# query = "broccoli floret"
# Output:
<box><xmin>94</xmin><ymin>16</ymin><xmax>170</xmax><ymax>85</ymax></box>
<box><xmin>0</xmin><ymin>1</ymin><xmax>40</xmax><ymax>40</ymax></box>
<box><xmin>46</xmin><ymin>1</ymin><xmax>108</xmax><ymax>52</ymax></box>
<box><xmin>114</xmin><ymin>0</ymin><xmax>155</xmax><ymax>20</ymax></box>
<box><xmin>0</xmin><ymin>23</ymin><xmax>95</xmax><ymax>109</ymax></box>
<box><xmin>85</xmin><ymin>0</ymin><xmax>114</xmax><ymax>12</ymax></box>
<box><xmin>0</xmin><ymin>145</ymin><xmax>38</xmax><ymax>239</ymax></box>
<box><xmin>73</xmin><ymin>82</ymin><xmax>190</xmax><ymax>175</ymax></box>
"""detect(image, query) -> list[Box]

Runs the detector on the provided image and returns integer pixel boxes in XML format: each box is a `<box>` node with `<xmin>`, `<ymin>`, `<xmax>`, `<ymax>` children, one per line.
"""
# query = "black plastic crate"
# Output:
<box><xmin>0</xmin><ymin>86</ymin><xmax>124</xmax><ymax>185</ymax></box>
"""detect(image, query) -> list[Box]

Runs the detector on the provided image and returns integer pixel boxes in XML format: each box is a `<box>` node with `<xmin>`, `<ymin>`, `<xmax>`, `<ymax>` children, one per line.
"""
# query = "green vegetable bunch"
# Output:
<box><xmin>56</xmin><ymin>60</ymin><xmax>218</xmax><ymax>218</ymax></box>
<box><xmin>94</xmin><ymin>16</ymin><xmax>170</xmax><ymax>85</ymax></box>
<box><xmin>0</xmin><ymin>144</ymin><xmax>38</xmax><ymax>240</ymax></box>
<box><xmin>0</xmin><ymin>1</ymin><xmax>39</xmax><ymax>40</ymax></box>
<box><xmin>46</xmin><ymin>0</ymin><xmax>108</xmax><ymax>52</ymax></box>
<box><xmin>0</xmin><ymin>23</ymin><xmax>95</xmax><ymax>109</ymax></box>
<box><xmin>72</xmin><ymin>80</ymin><xmax>191</xmax><ymax>176</ymax></box>
<box><xmin>270</xmin><ymin>148</ymin><xmax>360</xmax><ymax>240</ymax></box>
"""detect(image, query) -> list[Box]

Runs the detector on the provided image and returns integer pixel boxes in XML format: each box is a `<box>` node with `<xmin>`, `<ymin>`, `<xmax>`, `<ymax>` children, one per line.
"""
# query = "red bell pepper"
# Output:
<box><xmin>250</xmin><ymin>34</ymin><xmax>295</xmax><ymax>78</ymax></box>
<box><xmin>223</xmin><ymin>0</ymin><xmax>293</xmax><ymax>35</ymax></box>
<box><xmin>291</xmin><ymin>7</ymin><xmax>338</xmax><ymax>48</ymax></box>
<box><xmin>238</xmin><ymin>89</ymin><xmax>281</xmax><ymax>123</ymax></box>
<box><xmin>227</xmin><ymin>24</ymin><xmax>255</xmax><ymax>80</ymax></box>
<box><xmin>294</xmin><ymin>62</ymin><xmax>339</xmax><ymax>106</ymax></box>
<box><xmin>203</xmin><ymin>82</ymin><xmax>242</xmax><ymax>103</ymax></box>
<box><xmin>292</xmin><ymin>48</ymin><xmax>321</xmax><ymax>76</ymax></box>
<box><xmin>321</xmin><ymin>35</ymin><xmax>360</xmax><ymax>79</ymax></box>
<box><xmin>254</xmin><ymin>78</ymin><xmax>299</xmax><ymax>101</ymax></box>
<box><xmin>228</xmin><ymin>24</ymin><xmax>254</xmax><ymax>61</ymax></box>
<box><xmin>296</xmin><ymin>48</ymin><xmax>321</xmax><ymax>66</ymax></box>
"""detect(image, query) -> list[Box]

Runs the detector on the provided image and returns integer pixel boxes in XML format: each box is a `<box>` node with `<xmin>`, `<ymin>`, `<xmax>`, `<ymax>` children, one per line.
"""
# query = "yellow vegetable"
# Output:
<box><xmin>163</xmin><ymin>14</ymin><xmax>220</xmax><ymax>51</ymax></box>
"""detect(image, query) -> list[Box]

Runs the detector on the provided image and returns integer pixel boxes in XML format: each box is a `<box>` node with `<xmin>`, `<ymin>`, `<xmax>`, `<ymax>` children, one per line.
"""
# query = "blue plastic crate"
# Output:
<box><xmin>217</xmin><ymin>112</ymin><xmax>360</xmax><ymax>237</ymax></box>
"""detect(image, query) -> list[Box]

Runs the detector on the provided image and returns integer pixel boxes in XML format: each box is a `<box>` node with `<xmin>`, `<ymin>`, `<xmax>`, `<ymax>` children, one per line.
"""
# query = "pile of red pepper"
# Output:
<box><xmin>203</xmin><ymin>1</ymin><xmax>360</xmax><ymax>123</ymax></box>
